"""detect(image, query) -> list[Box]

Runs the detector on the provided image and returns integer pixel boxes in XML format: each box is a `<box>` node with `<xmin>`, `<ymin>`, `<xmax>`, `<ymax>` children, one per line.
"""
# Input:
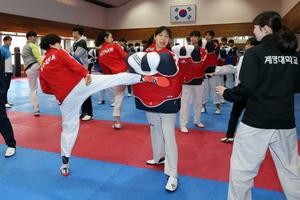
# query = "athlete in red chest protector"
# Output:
<box><xmin>172</xmin><ymin>30</ymin><xmax>208</xmax><ymax>134</ymax></box>
<box><xmin>127</xmin><ymin>26</ymin><xmax>181</xmax><ymax>192</ymax></box>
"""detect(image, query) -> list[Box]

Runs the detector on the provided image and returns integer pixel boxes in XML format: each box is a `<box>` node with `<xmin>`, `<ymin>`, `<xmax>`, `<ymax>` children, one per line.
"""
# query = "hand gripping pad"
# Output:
<box><xmin>126</xmin><ymin>52</ymin><xmax>178</xmax><ymax>76</ymax></box>
<box><xmin>156</xmin><ymin>52</ymin><xmax>178</xmax><ymax>76</ymax></box>
<box><xmin>126</xmin><ymin>52</ymin><xmax>158</xmax><ymax>75</ymax></box>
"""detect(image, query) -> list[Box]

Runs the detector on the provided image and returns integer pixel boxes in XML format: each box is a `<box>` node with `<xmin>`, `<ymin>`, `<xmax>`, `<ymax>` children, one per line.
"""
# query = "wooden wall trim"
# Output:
<box><xmin>0</xmin><ymin>12</ymin><xmax>102</xmax><ymax>39</ymax></box>
<box><xmin>109</xmin><ymin>23</ymin><xmax>254</xmax><ymax>41</ymax></box>
<box><xmin>282</xmin><ymin>1</ymin><xmax>300</xmax><ymax>33</ymax></box>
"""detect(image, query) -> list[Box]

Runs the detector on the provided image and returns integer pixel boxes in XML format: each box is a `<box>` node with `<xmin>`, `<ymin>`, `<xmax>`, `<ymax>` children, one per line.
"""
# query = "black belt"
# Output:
<box><xmin>25</xmin><ymin>62</ymin><xmax>37</xmax><ymax>71</ymax></box>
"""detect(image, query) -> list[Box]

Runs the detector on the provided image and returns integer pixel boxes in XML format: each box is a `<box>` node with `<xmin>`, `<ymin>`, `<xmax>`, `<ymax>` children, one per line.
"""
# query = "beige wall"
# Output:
<box><xmin>0</xmin><ymin>0</ymin><xmax>298</xmax><ymax>30</ymax></box>
<box><xmin>0</xmin><ymin>0</ymin><xmax>106</xmax><ymax>28</ymax></box>
<box><xmin>281</xmin><ymin>0</ymin><xmax>299</xmax><ymax>16</ymax></box>
<box><xmin>106</xmin><ymin>0</ymin><xmax>281</xmax><ymax>29</ymax></box>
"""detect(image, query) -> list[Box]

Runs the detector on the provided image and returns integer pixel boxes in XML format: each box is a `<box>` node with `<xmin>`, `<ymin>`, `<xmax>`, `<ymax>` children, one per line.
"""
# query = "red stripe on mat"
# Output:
<box><xmin>2</xmin><ymin>111</ymin><xmax>297</xmax><ymax>192</ymax></box>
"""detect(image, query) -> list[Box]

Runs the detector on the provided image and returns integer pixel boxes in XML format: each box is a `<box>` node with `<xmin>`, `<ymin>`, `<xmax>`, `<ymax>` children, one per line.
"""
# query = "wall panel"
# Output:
<box><xmin>110</xmin><ymin>23</ymin><xmax>254</xmax><ymax>41</ymax></box>
<box><xmin>0</xmin><ymin>12</ymin><xmax>103</xmax><ymax>39</ymax></box>
<box><xmin>282</xmin><ymin>1</ymin><xmax>300</xmax><ymax>32</ymax></box>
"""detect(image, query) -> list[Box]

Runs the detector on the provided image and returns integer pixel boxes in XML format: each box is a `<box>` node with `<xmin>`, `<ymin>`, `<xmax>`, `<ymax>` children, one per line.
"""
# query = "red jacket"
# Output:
<box><xmin>98</xmin><ymin>43</ymin><xmax>128</xmax><ymax>74</ymax></box>
<box><xmin>39</xmin><ymin>48</ymin><xmax>89</xmax><ymax>103</ymax></box>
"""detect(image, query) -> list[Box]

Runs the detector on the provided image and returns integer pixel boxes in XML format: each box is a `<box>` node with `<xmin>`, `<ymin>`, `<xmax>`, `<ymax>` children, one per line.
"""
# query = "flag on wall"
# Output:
<box><xmin>170</xmin><ymin>5</ymin><xmax>196</xmax><ymax>22</ymax></box>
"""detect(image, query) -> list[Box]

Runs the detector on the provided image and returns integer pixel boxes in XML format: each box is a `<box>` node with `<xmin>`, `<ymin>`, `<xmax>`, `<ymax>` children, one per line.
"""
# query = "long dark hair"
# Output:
<box><xmin>253</xmin><ymin>11</ymin><xmax>298</xmax><ymax>55</ymax></box>
<box><xmin>189</xmin><ymin>30</ymin><xmax>202</xmax><ymax>47</ymax></box>
<box><xmin>94</xmin><ymin>31</ymin><xmax>111</xmax><ymax>47</ymax></box>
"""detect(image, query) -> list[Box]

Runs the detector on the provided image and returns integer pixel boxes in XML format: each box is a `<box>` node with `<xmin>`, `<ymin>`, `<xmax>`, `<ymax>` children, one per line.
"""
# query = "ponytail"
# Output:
<box><xmin>277</xmin><ymin>25</ymin><xmax>298</xmax><ymax>55</ymax></box>
<box><xmin>253</xmin><ymin>11</ymin><xmax>298</xmax><ymax>55</ymax></box>
<box><xmin>94</xmin><ymin>31</ymin><xmax>111</xmax><ymax>47</ymax></box>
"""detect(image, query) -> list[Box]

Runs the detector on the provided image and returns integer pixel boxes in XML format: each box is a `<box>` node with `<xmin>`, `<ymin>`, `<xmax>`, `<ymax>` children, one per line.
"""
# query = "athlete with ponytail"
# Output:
<box><xmin>95</xmin><ymin>31</ymin><xmax>129</xmax><ymax>129</ymax></box>
<box><xmin>216</xmin><ymin>11</ymin><xmax>300</xmax><ymax>200</ymax></box>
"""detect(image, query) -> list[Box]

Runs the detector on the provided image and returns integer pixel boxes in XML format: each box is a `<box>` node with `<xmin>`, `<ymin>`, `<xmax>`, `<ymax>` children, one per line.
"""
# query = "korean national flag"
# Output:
<box><xmin>171</xmin><ymin>5</ymin><xmax>196</xmax><ymax>22</ymax></box>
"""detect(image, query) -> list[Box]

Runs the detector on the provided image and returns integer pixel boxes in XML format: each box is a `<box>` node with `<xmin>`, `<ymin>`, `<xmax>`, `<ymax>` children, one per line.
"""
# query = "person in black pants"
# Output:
<box><xmin>0</xmin><ymin>51</ymin><xmax>16</xmax><ymax>157</ymax></box>
<box><xmin>68</xmin><ymin>25</ymin><xmax>93</xmax><ymax>121</ymax></box>
<box><xmin>221</xmin><ymin>37</ymin><xmax>259</xmax><ymax>143</ymax></box>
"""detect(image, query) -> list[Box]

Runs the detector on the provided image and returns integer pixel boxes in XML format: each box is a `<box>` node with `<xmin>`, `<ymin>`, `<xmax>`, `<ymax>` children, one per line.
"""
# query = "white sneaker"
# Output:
<box><xmin>165</xmin><ymin>176</ymin><xmax>178</xmax><ymax>192</ymax></box>
<box><xmin>180</xmin><ymin>126</ymin><xmax>188</xmax><ymax>133</ymax></box>
<box><xmin>220</xmin><ymin>137</ymin><xmax>234</xmax><ymax>142</ymax></box>
<box><xmin>97</xmin><ymin>100</ymin><xmax>105</xmax><ymax>105</ymax></box>
<box><xmin>127</xmin><ymin>93</ymin><xmax>132</xmax><ymax>97</ymax></box>
<box><xmin>215</xmin><ymin>108</ymin><xmax>221</xmax><ymax>115</ymax></box>
<box><xmin>60</xmin><ymin>165</ymin><xmax>70</xmax><ymax>176</ymax></box>
<box><xmin>82</xmin><ymin>115</ymin><xmax>93</xmax><ymax>121</ymax></box>
<box><xmin>8</xmin><ymin>102</ymin><xmax>13</xmax><ymax>105</ymax></box>
<box><xmin>194</xmin><ymin>122</ymin><xmax>205</xmax><ymax>128</ymax></box>
<box><xmin>110</xmin><ymin>103</ymin><xmax>115</xmax><ymax>107</ymax></box>
<box><xmin>5</xmin><ymin>147</ymin><xmax>16</xmax><ymax>157</ymax></box>
<box><xmin>146</xmin><ymin>157</ymin><xmax>165</xmax><ymax>165</ymax></box>
<box><xmin>201</xmin><ymin>107</ymin><xmax>206</xmax><ymax>113</ymax></box>
<box><xmin>112</xmin><ymin>123</ymin><xmax>121</xmax><ymax>129</ymax></box>
<box><xmin>5</xmin><ymin>103</ymin><xmax>11</xmax><ymax>108</ymax></box>
<box><xmin>34</xmin><ymin>111</ymin><xmax>40</xmax><ymax>116</ymax></box>
<box><xmin>220</xmin><ymin>99</ymin><xmax>226</xmax><ymax>104</ymax></box>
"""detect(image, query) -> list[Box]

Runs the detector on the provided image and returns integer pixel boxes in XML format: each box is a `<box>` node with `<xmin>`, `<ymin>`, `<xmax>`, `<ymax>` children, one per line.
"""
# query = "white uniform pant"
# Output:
<box><xmin>180</xmin><ymin>84</ymin><xmax>205</xmax><ymax>127</ymax></box>
<box><xmin>146</xmin><ymin>112</ymin><xmax>178</xmax><ymax>178</ymax></box>
<box><xmin>60</xmin><ymin>73</ymin><xmax>141</xmax><ymax>157</ymax></box>
<box><xmin>113</xmin><ymin>85</ymin><xmax>127</xmax><ymax>117</ymax></box>
<box><xmin>203</xmin><ymin>76</ymin><xmax>221</xmax><ymax>104</ymax></box>
<box><xmin>226</xmin><ymin>74</ymin><xmax>234</xmax><ymax>88</ymax></box>
<box><xmin>228</xmin><ymin>122</ymin><xmax>300</xmax><ymax>200</ymax></box>
<box><xmin>99</xmin><ymin>86</ymin><xmax>115</xmax><ymax>103</ymax></box>
<box><xmin>25</xmin><ymin>63</ymin><xmax>40</xmax><ymax>112</ymax></box>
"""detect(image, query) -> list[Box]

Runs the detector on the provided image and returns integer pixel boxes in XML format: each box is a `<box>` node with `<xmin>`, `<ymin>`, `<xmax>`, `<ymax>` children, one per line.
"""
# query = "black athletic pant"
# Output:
<box><xmin>81</xmin><ymin>96</ymin><xmax>93</xmax><ymax>116</ymax></box>
<box><xmin>127</xmin><ymin>85</ymin><xmax>132</xmax><ymax>94</ymax></box>
<box><xmin>0</xmin><ymin>63</ymin><xmax>16</xmax><ymax>147</ymax></box>
<box><xmin>4</xmin><ymin>73</ymin><xmax>12</xmax><ymax>103</ymax></box>
<box><xmin>226</xmin><ymin>98</ymin><xmax>247</xmax><ymax>138</ymax></box>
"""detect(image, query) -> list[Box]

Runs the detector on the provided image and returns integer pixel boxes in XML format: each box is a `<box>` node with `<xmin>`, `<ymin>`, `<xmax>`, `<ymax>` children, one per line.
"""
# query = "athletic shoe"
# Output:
<box><xmin>97</xmin><ymin>100</ymin><xmax>105</xmax><ymax>105</ymax></box>
<box><xmin>112</xmin><ymin>123</ymin><xmax>121</xmax><ymax>129</ymax></box>
<box><xmin>220</xmin><ymin>99</ymin><xmax>226</xmax><ymax>104</ymax></box>
<box><xmin>5</xmin><ymin>147</ymin><xmax>16</xmax><ymax>157</ymax></box>
<box><xmin>5</xmin><ymin>103</ymin><xmax>11</xmax><ymax>108</ymax></box>
<box><xmin>79</xmin><ymin>113</ymin><xmax>86</xmax><ymax>118</ymax></box>
<box><xmin>201</xmin><ymin>107</ymin><xmax>206</xmax><ymax>113</ymax></box>
<box><xmin>8</xmin><ymin>102</ymin><xmax>13</xmax><ymax>105</ymax></box>
<box><xmin>34</xmin><ymin>111</ymin><xmax>40</xmax><ymax>116</ymax></box>
<box><xmin>220</xmin><ymin>137</ymin><xmax>234</xmax><ymax>143</ymax></box>
<box><xmin>82</xmin><ymin>115</ymin><xmax>93</xmax><ymax>121</ymax></box>
<box><xmin>146</xmin><ymin>157</ymin><xmax>165</xmax><ymax>165</ymax></box>
<box><xmin>180</xmin><ymin>126</ymin><xmax>189</xmax><ymax>133</ymax></box>
<box><xmin>215</xmin><ymin>108</ymin><xmax>221</xmax><ymax>115</ymax></box>
<box><xmin>143</xmin><ymin>75</ymin><xmax>170</xmax><ymax>87</ymax></box>
<box><xmin>165</xmin><ymin>176</ymin><xmax>178</xmax><ymax>192</ymax></box>
<box><xmin>194</xmin><ymin>122</ymin><xmax>205</xmax><ymax>128</ymax></box>
<box><xmin>127</xmin><ymin>93</ymin><xmax>132</xmax><ymax>97</ymax></box>
<box><xmin>60</xmin><ymin>165</ymin><xmax>70</xmax><ymax>176</ymax></box>
<box><xmin>110</xmin><ymin>103</ymin><xmax>115</xmax><ymax>107</ymax></box>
